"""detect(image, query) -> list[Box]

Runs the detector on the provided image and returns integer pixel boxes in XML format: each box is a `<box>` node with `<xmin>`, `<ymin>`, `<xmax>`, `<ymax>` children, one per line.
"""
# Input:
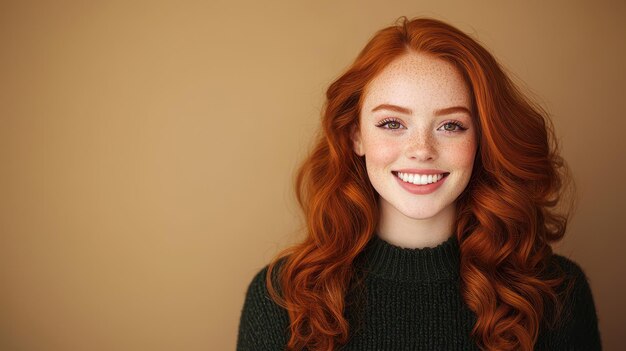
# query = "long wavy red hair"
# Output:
<box><xmin>266</xmin><ymin>16</ymin><xmax>574</xmax><ymax>351</ymax></box>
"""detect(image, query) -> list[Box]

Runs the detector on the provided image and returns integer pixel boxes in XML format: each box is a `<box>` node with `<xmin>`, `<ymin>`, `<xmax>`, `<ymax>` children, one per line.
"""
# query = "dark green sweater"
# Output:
<box><xmin>237</xmin><ymin>235</ymin><xmax>601</xmax><ymax>350</ymax></box>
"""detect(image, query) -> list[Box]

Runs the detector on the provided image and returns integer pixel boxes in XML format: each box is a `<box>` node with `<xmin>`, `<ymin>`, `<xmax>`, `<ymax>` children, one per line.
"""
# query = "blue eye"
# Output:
<box><xmin>376</xmin><ymin>118</ymin><xmax>405</xmax><ymax>130</ymax></box>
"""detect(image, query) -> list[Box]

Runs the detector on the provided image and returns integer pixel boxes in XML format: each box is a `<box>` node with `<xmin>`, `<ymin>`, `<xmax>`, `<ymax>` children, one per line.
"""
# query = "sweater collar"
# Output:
<box><xmin>360</xmin><ymin>234</ymin><xmax>460</xmax><ymax>282</ymax></box>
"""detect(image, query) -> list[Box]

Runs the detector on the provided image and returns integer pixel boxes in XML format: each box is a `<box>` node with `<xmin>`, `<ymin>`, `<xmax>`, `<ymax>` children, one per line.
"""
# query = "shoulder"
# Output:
<box><xmin>237</xmin><ymin>263</ymin><xmax>290</xmax><ymax>351</ymax></box>
<box><xmin>242</xmin><ymin>265</ymin><xmax>274</xmax><ymax>306</ymax></box>
<box><xmin>550</xmin><ymin>254</ymin><xmax>588</xmax><ymax>279</ymax></box>
<box><xmin>549</xmin><ymin>253</ymin><xmax>598</xmax><ymax>312</ymax></box>
<box><xmin>537</xmin><ymin>253</ymin><xmax>602</xmax><ymax>350</ymax></box>
<box><xmin>242</xmin><ymin>258</ymin><xmax>289</xmax><ymax>309</ymax></box>
<box><xmin>548</xmin><ymin>253</ymin><xmax>598</xmax><ymax>318</ymax></box>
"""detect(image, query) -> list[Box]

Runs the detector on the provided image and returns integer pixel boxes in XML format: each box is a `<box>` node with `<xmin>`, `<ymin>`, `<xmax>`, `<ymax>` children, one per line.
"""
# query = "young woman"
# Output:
<box><xmin>237</xmin><ymin>17</ymin><xmax>601</xmax><ymax>351</ymax></box>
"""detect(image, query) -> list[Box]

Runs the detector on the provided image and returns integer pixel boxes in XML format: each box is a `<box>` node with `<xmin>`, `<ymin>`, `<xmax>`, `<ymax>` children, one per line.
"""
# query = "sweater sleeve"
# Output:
<box><xmin>536</xmin><ymin>255</ymin><xmax>602</xmax><ymax>351</ymax></box>
<box><xmin>236</xmin><ymin>265</ymin><xmax>290</xmax><ymax>351</ymax></box>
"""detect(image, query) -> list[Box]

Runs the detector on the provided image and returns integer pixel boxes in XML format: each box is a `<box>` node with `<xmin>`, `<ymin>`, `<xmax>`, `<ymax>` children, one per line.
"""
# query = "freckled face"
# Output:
<box><xmin>352</xmin><ymin>51</ymin><xmax>478</xmax><ymax>221</ymax></box>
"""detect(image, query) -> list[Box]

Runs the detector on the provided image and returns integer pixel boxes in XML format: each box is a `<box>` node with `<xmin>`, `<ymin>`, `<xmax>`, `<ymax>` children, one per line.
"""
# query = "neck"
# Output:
<box><xmin>376</xmin><ymin>201</ymin><xmax>456</xmax><ymax>249</ymax></box>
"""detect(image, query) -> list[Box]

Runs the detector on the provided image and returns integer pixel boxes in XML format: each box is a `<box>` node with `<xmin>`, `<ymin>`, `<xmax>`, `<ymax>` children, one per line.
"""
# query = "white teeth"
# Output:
<box><xmin>397</xmin><ymin>172</ymin><xmax>444</xmax><ymax>185</ymax></box>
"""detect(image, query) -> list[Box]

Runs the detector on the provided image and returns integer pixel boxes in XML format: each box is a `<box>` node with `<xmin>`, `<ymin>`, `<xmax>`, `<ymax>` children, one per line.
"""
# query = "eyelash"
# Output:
<box><xmin>375</xmin><ymin>118</ymin><xmax>467</xmax><ymax>133</ymax></box>
<box><xmin>439</xmin><ymin>121</ymin><xmax>468</xmax><ymax>133</ymax></box>
<box><xmin>375</xmin><ymin>118</ymin><xmax>404</xmax><ymax>130</ymax></box>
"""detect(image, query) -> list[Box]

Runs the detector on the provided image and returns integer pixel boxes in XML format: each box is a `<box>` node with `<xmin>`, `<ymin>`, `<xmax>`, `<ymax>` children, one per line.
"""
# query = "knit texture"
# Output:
<box><xmin>237</xmin><ymin>235</ymin><xmax>601</xmax><ymax>350</ymax></box>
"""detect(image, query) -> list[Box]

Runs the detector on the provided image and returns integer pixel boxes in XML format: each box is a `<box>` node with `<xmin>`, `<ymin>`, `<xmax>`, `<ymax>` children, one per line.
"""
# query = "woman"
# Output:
<box><xmin>237</xmin><ymin>17</ymin><xmax>601</xmax><ymax>351</ymax></box>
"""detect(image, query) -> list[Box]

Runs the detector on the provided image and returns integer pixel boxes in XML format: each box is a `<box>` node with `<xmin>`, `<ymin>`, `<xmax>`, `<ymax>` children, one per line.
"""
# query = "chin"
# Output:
<box><xmin>397</xmin><ymin>206</ymin><xmax>446</xmax><ymax>220</ymax></box>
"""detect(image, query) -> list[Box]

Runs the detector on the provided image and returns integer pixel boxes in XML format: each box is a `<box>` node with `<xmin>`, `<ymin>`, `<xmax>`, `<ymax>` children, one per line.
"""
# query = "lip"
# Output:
<box><xmin>393</xmin><ymin>170</ymin><xmax>449</xmax><ymax>195</ymax></box>
<box><xmin>394</xmin><ymin>168</ymin><xmax>448</xmax><ymax>175</ymax></box>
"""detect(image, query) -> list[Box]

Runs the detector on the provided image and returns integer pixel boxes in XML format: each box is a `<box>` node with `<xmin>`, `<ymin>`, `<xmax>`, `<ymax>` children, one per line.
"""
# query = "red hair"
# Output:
<box><xmin>266</xmin><ymin>17</ymin><xmax>574</xmax><ymax>351</ymax></box>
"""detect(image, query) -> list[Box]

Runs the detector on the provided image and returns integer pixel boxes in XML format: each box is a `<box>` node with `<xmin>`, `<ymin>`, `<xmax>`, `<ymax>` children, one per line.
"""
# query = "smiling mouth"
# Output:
<box><xmin>392</xmin><ymin>171</ymin><xmax>450</xmax><ymax>185</ymax></box>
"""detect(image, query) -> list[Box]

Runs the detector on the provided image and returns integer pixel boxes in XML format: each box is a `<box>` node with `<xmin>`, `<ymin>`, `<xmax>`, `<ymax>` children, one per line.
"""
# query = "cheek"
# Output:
<box><xmin>363</xmin><ymin>135</ymin><xmax>402</xmax><ymax>166</ymax></box>
<box><xmin>445</xmin><ymin>137</ymin><xmax>477</xmax><ymax>169</ymax></box>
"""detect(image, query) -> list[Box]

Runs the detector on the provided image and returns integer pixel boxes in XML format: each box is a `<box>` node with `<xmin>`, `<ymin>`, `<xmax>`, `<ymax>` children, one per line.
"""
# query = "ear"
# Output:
<box><xmin>350</xmin><ymin>125</ymin><xmax>365</xmax><ymax>156</ymax></box>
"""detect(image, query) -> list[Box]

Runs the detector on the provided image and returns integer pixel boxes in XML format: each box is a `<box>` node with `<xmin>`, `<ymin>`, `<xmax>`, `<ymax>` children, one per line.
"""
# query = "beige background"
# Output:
<box><xmin>1</xmin><ymin>0</ymin><xmax>624</xmax><ymax>350</ymax></box>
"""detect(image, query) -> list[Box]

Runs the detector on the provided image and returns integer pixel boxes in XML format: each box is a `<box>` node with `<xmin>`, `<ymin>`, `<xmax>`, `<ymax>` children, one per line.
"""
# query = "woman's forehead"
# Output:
<box><xmin>362</xmin><ymin>52</ymin><xmax>471</xmax><ymax>113</ymax></box>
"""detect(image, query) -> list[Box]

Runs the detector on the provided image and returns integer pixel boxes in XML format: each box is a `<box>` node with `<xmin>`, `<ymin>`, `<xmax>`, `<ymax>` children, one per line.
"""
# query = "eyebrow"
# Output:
<box><xmin>371</xmin><ymin>104</ymin><xmax>471</xmax><ymax>117</ymax></box>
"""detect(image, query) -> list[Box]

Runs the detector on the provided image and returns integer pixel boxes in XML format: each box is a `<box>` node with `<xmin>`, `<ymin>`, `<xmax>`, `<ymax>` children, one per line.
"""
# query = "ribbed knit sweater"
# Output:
<box><xmin>237</xmin><ymin>234</ymin><xmax>601</xmax><ymax>350</ymax></box>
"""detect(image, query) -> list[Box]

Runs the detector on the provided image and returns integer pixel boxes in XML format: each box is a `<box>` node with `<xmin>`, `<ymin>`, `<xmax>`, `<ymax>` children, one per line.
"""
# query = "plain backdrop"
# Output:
<box><xmin>1</xmin><ymin>0</ymin><xmax>624</xmax><ymax>350</ymax></box>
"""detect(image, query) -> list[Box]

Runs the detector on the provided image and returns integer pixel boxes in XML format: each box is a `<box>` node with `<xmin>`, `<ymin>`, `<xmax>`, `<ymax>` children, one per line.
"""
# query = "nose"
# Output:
<box><xmin>405</xmin><ymin>130</ymin><xmax>437</xmax><ymax>161</ymax></box>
